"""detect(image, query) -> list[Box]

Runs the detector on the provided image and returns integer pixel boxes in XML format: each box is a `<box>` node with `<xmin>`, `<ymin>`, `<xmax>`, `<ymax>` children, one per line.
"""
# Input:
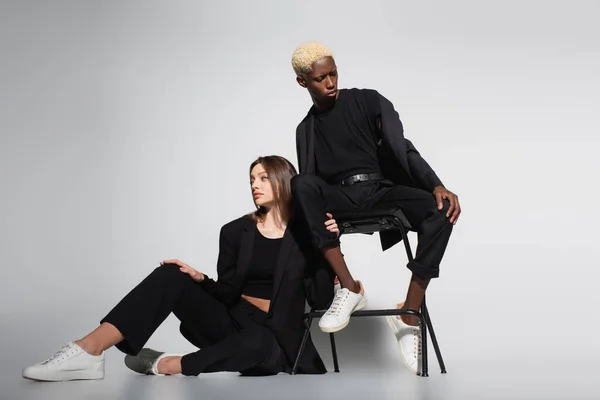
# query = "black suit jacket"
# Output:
<box><xmin>199</xmin><ymin>215</ymin><xmax>335</xmax><ymax>374</ymax></box>
<box><xmin>296</xmin><ymin>88</ymin><xmax>444</xmax><ymax>250</ymax></box>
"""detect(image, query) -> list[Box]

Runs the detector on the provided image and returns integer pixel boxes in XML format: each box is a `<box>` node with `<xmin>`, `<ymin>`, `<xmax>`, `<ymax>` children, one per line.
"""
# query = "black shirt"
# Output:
<box><xmin>313</xmin><ymin>88</ymin><xmax>381</xmax><ymax>184</ymax></box>
<box><xmin>242</xmin><ymin>226</ymin><xmax>283</xmax><ymax>300</ymax></box>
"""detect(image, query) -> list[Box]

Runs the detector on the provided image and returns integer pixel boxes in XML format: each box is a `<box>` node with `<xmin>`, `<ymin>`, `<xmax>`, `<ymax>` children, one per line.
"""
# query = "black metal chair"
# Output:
<box><xmin>291</xmin><ymin>207</ymin><xmax>447</xmax><ymax>377</ymax></box>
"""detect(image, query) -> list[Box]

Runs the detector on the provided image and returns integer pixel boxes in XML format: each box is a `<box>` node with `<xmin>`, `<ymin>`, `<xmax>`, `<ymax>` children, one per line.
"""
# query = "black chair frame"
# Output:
<box><xmin>291</xmin><ymin>208</ymin><xmax>447</xmax><ymax>377</ymax></box>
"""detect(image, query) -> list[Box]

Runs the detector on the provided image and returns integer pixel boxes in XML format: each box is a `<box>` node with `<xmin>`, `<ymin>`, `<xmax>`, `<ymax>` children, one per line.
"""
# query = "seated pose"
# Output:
<box><xmin>290</xmin><ymin>42</ymin><xmax>461</xmax><ymax>374</ymax></box>
<box><xmin>22</xmin><ymin>155</ymin><xmax>337</xmax><ymax>381</ymax></box>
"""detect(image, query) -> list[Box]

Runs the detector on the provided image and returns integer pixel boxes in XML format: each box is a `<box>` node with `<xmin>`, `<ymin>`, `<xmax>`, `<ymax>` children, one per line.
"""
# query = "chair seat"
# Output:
<box><xmin>333</xmin><ymin>207</ymin><xmax>413</xmax><ymax>233</ymax></box>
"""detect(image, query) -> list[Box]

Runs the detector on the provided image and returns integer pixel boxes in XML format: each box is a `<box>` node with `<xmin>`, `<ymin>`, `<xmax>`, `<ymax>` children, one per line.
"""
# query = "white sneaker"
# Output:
<box><xmin>318</xmin><ymin>285</ymin><xmax>367</xmax><ymax>333</ymax></box>
<box><xmin>386</xmin><ymin>315</ymin><xmax>422</xmax><ymax>375</ymax></box>
<box><xmin>22</xmin><ymin>342</ymin><xmax>105</xmax><ymax>381</ymax></box>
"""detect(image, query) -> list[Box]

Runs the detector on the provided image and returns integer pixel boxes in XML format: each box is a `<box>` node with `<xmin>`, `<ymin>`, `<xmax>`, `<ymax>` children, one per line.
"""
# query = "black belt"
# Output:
<box><xmin>339</xmin><ymin>172</ymin><xmax>384</xmax><ymax>186</ymax></box>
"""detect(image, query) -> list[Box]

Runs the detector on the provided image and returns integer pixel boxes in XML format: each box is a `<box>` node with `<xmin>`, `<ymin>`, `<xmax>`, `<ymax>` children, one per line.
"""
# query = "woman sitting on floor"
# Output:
<box><xmin>22</xmin><ymin>155</ymin><xmax>337</xmax><ymax>380</ymax></box>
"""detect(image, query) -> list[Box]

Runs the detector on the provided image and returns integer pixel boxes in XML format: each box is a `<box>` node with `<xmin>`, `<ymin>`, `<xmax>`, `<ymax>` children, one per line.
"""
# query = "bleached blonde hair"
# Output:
<box><xmin>291</xmin><ymin>41</ymin><xmax>333</xmax><ymax>77</ymax></box>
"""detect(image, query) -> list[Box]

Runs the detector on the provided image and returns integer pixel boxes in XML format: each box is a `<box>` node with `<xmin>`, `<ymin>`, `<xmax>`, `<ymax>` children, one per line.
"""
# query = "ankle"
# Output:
<box><xmin>343</xmin><ymin>281</ymin><xmax>361</xmax><ymax>294</ymax></box>
<box><xmin>400</xmin><ymin>315</ymin><xmax>420</xmax><ymax>327</ymax></box>
<box><xmin>75</xmin><ymin>340</ymin><xmax>103</xmax><ymax>356</ymax></box>
<box><xmin>157</xmin><ymin>356</ymin><xmax>182</xmax><ymax>375</ymax></box>
<box><xmin>339</xmin><ymin>280</ymin><xmax>356</xmax><ymax>293</ymax></box>
<box><xmin>395</xmin><ymin>303</ymin><xmax>420</xmax><ymax>326</ymax></box>
<box><xmin>355</xmin><ymin>280</ymin><xmax>364</xmax><ymax>295</ymax></box>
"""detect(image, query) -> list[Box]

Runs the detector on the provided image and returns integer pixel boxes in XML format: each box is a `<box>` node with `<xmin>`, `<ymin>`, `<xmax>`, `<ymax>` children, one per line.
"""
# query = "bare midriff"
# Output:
<box><xmin>241</xmin><ymin>294</ymin><xmax>270</xmax><ymax>314</ymax></box>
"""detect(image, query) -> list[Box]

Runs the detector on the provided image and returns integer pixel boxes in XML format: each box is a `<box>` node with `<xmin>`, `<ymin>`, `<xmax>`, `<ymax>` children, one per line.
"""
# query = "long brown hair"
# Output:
<box><xmin>249</xmin><ymin>155</ymin><xmax>297</xmax><ymax>226</ymax></box>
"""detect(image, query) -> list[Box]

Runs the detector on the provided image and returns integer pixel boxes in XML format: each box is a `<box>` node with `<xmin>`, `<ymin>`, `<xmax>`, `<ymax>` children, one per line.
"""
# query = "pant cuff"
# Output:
<box><xmin>99</xmin><ymin>316</ymin><xmax>139</xmax><ymax>355</ymax></box>
<box><xmin>315</xmin><ymin>233</ymin><xmax>340</xmax><ymax>250</ymax></box>
<box><xmin>180</xmin><ymin>352</ymin><xmax>204</xmax><ymax>376</ymax></box>
<box><xmin>407</xmin><ymin>260</ymin><xmax>439</xmax><ymax>280</ymax></box>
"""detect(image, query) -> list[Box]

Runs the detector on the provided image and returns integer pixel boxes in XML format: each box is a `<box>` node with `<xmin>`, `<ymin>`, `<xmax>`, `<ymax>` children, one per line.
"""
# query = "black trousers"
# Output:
<box><xmin>100</xmin><ymin>264</ymin><xmax>284</xmax><ymax>376</ymax></box>
<box><xmin>291</xmin><ymin>175</ymin><xmax>453</xmax><ymax>279</ymax></box>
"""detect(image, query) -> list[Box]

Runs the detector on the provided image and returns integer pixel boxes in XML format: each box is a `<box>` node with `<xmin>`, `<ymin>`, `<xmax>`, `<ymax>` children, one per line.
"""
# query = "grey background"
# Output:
<box><xmin>1</xmin><ymin>1</ymin><xmax>599</xmax><ymax>399</ymax></box>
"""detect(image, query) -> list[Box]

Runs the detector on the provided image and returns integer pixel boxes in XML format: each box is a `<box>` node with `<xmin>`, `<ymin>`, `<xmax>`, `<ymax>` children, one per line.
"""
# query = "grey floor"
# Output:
<box><xmin>4</xmin><ymin>320</ymin><xmax>599</xmax><ymax>400</ymax></box>
<box><xmin>5</xmin><ymin>355</ymin><xmax>599</xmax><ymax>400</ymax></box>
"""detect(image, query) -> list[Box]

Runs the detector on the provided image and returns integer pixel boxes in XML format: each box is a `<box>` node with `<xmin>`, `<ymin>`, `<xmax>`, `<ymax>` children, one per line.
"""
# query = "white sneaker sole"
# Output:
<box><xmin>385</xmin><ymin>316</ymin><xmax>420</xmax><ymax>375</ymax></box>
<box><xmin>23</xmin><ymin>368</ymin><xmax>104</xmax><ymax>382</ymax></box>
<box><xmin>319</xmin><ymin>296</ymin><xmax>368</xmax><ymax>333</ymax></box>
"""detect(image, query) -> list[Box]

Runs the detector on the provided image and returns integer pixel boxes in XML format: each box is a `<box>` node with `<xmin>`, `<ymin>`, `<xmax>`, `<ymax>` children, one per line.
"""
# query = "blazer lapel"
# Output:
<box><xmin>270</xmin><ymin>228</ymin><xmax>296</xmax><ymax>304</ymax></box>
<box><xmin>232</xmin><ymin>223</ymin><xmax>255</xmax><ymax>295</ymax></box>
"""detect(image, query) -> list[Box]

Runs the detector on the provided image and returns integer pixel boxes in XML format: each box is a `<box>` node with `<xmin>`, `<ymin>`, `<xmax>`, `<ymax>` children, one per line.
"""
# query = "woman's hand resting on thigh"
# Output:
<box><xmin>325</xmin><ymin>212</ymin><xmax>340</xmax><ymax>237</ymax></box>
<box><xmin>160</xmin><ymin>259</ymin><xmax>205</xmax><ymax>282</ymax></box>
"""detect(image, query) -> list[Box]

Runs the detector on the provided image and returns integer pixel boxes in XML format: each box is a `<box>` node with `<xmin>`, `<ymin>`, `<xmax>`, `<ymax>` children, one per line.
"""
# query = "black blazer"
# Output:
<box><xmin>296</xmin><ymin>88</ymin><xmax>444</xmax><ymax>250</ymax></box>
<box><xmin>199</xmin><ymin>215</ymin><xmax>335</xmax><ymax>374</ymax></box>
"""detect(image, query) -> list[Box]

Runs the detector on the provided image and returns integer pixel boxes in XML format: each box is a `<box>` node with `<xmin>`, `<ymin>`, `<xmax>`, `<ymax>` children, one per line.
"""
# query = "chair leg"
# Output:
<box><xmin>397</xmin><ymin>226</ymin><xmax>446</xmax><ymax>376</ymax></box>
<box><xmin>398</xmin><ymin>226</ymin><xmax>430</xmax><ymax>376</ymax></box>
<box><xmin>398</xmin><ymin>225</ymin><xmax>414</xmax><ymax>263</ymax></box>
<box><xmin>330</xmin><ymin>333</ymin><xmax>340</xmax><ymax>372</ymax></box>
<box><xmin>422</xmin><ymin>299</ymin><xmax>447</xmax><ymax>373</ymax></box>
<box><xmin>292</xmin><ymin>316</ymin><xmax>313</xmax><ymax>375</ymax></box>
<box><xmin>418</xmin><ymin>310</ymin><xmax>429</xmax><ymax>377</ymax></box>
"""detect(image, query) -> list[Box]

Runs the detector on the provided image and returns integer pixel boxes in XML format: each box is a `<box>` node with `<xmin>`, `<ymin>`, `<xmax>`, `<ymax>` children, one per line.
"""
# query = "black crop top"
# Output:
<box><xmin>241</xmin><ymin>226</ymin><xmax>283</xmax><ymax>300</ymax></box>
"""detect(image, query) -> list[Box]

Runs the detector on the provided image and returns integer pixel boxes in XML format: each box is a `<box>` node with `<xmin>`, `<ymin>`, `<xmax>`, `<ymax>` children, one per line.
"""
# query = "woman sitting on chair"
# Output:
<box><xmin>22</xmin><ymin>155</ymin><xmax>337</xmax><ymax>380</ymax></box>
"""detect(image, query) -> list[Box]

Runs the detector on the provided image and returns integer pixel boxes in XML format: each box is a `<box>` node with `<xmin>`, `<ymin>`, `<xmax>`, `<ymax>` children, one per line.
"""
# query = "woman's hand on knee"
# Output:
<box><xmin>161</xmin><ymin>259</ymin><xmax>205</xmax><ymax>282</ymax></box>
